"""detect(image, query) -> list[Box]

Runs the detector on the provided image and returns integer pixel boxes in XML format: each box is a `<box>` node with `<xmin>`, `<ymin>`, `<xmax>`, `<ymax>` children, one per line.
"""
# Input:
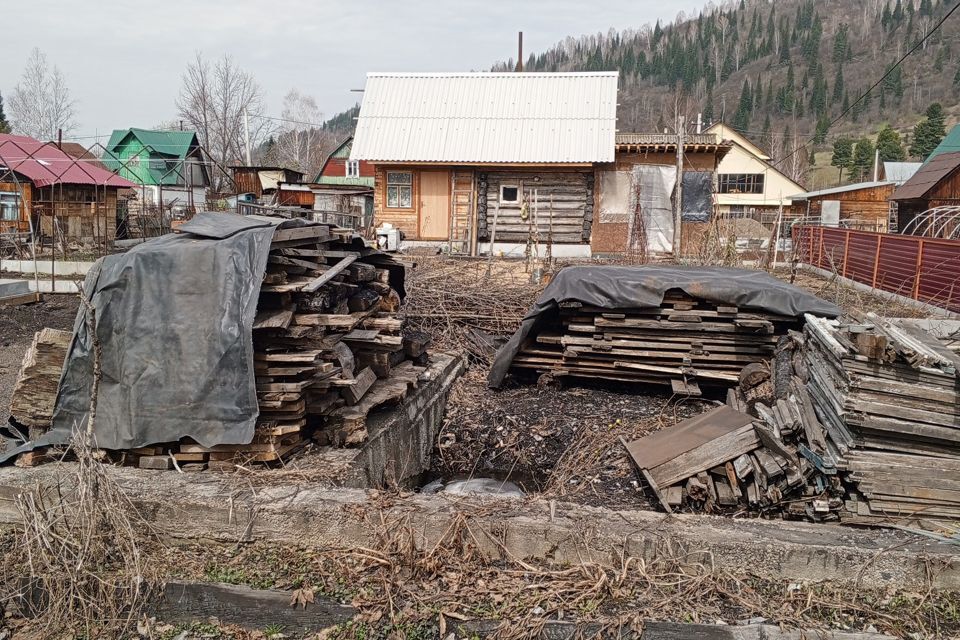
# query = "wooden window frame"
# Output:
<box><xmin>718</xmin><ymin>173</ymin><xmax>765</xmax><ymax>195</ymax></box>
<box><xmin>386</xmin><ymin>171</ymin><xmax>413</xmax><ymax>209</ymax></box>
<box><xmin>499</xmin><ymin>183</ymin><xmax>520</xmax><ymax>204</ymax></box>
<box><xmin>346</xmin><ymin>160</ymin><xmax>360</xmax><ymax>178</ymax></box>
<box><xmin>0</xmin><ymin>192</ymin><xmax>20</xmax><ymax>221</ymax></box>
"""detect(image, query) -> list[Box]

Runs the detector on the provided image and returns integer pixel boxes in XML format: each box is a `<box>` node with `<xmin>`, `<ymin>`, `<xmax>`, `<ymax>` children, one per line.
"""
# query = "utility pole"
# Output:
<box><xmin>673</xmin><ymin>115</ymin><xmax>685</xmax><ymax>257</ymax></box>
<box><xmin>243</xmin><ymin>108</ymin><xmax>252</xmax><ymax>166</ymax></box>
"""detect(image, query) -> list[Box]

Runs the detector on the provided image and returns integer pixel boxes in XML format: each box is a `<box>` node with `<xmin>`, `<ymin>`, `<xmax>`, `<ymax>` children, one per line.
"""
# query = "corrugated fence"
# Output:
<box><xmin>793</xmin><ymin>226</ymin><xmax>960</xmax><ymax>313</ymax></box>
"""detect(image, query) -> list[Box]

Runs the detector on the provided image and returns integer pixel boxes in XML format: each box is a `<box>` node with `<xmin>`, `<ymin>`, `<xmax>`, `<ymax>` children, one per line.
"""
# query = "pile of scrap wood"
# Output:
<box><xmin>7</xmin><ymin>328</ymin><xmax>71</xmax><ymax>439</ymax></box>
<box><xmin>803</xmin><ymin>313</ymin><xmax>960</xmax><ymax>522</ymax></box>
<box><xmin>510</xmin><ymin>291</ymin><xmax>802</xmax><ymax>396</ymax></box>
<box><xmin>626</xmin><ymin>313</ymin><xmax>960</xmax><ymax>525</ymax></box>
<box><xmin>623</xmin><ymin>400</ymin><xmax>844</xmax><ymax>519</ymax></box>
<box><xmin>8</xmin><ymin>224</ymin><xmax>432</xmax><ymax>470</ymax></box>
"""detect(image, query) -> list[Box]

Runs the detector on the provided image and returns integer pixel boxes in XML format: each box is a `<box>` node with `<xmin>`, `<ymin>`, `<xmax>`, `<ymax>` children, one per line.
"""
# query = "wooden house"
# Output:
<box><xmin>591</xmin><ymin>133</ymin><xmax>732</xmax><ymax>256</ymax></box>
<box><xmin>104</xmin><ymin>128</ymin><xmax>210</xmax><ymax>209</ymax></box>
<box><xmin>315</xmin><ymin>137</ymin><xmax>375</xmax><ymax>188</ymax></box>
<box><xmin>230</xmin><ymin>166</ymin><xmax>306</xmax><ymax>201</ymax></box>
<box><xmin>789</xmin><ymin>181</ymin><xmax>897</xmax><ymax>232</ymax></box>
<box><xmin>350</xmin><ymin>72</ymin><xmax>618</xmax><ymax>255</ymax></box>
<box><xmin>891</xmin><ymin>151</ymin><xmax>960</xmax><ymax>232</ymax></box>
<box><xmin>704</xmin><ymin>123</ymin><xmax>805</xmax><ymax>217</ymax></box>
<box><xmin>0</xmin><ymin>133</ymin><xmax>135</xmax><ymax>244</ymax></box>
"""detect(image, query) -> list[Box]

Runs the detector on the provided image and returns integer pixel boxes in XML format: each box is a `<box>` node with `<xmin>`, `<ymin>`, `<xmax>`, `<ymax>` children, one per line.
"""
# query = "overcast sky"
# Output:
<box><xmin>5</xmin><ymin>0</ymin><xmax>704</xmax><ymax>144</ymax></box>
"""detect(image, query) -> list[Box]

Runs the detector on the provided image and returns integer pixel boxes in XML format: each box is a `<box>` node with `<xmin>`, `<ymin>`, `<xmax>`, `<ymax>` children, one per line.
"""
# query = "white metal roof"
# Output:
<box><xmin>350</xmin><ymin>72</ymin><xmax>619</xmax><ymax>164</ymax></box>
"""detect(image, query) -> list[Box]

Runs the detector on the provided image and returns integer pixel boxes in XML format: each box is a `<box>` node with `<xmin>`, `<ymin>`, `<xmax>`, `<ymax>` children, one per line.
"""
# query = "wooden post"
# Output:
<box><xmin>808</xmin><ymin>226</ymin><xmax>813</xmax><ymax>264</ymax></box>
<box><xmin>672</xmin><ymin>116</ymin><xmax>685</xmax><ymax>258</ymax></box>
<box><xmin>913</xmin><ymin>239</ymin><xmax>924</xmax><ymax>300</ymax></box>
<box><xmin>841</xmin><ymin>230</ymin><xmax>851</xmax><ymax>278</ymax></box>
<box><xmin>871</xmin><ymin>235</ymin><xmax>882</xmax><ymax>288</ymax></box>
<box><xmin>817</xmin><ymin>227</ymin><xmax>824</xmax><ymax>267</ymax></box>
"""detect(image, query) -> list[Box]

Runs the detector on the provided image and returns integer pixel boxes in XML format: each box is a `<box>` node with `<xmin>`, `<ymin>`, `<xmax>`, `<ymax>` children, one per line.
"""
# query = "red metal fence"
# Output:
<box><xmin>793</xmin><ymin>225</ymin><xmax>960</xmax><ymax>313</ymax></box>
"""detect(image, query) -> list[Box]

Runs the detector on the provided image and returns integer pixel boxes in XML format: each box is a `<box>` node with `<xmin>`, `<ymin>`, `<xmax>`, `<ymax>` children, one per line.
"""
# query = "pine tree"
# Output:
<box><xmin>813</xmin><ymin>115</ymin><xmax>831</xmax><ymax>145</ymax></box>
<box><xmin>703</xmin><ymin>85</ymin><xmax>715</xmax><ymax>125</ymax></box>
<box><xmin>831</xmin><ymin>66</ymin><xmax>845</xmax><ymax>105</ymax></box>
<box><xmin>832</xmin><ymin>24</ymin><xmax>850</xmax><ymax>63</ymax></box>
<box><xmin>765</xmin><ymin>78</ymin><xmax>774</xmax><ymax>111</ymax></box>
<box><xmin>804</xmin><ymin>14</ymin><xmax>823</xmax><ymax>64</ymax></box>
<box><xmin>842</xmin><ymin>91</ymin><xmax>850</xmax><ymax>114</ymax></box>
<box><xmin>0</xmin><ymin>92</ymin><xmax>9</xmax><ymax>135</ymax></box>
<box><xmin>852</xmin><ymin>138</ymin><xmax>876</xmax><ymax>180</ymax></box>
<box><xmin>910</xmin><ymin>102</ymin><xmax>947</xmax><ymax>158</ymax></box>
<box><xmin>876</xmin><ymin>124</ymin><xmax>907</xmax><ymax>162</ymax></box>
<box><xmin>761</xmin><ymin>113</ymin><xmax>772</xmax><ymax>148</ymax></box>
<box><xmin>733</xmin><ymin>78</ymin><xmax>753</xmax><ymax>132</ymax></box>
<box><xmin>831</xmin><ymin>136</ymin><xmax>854</xmax><ymax>182</ymax></box>
<box><xmin>935</xmin><ymin>46</ymin><xmax>947</xmax><ymax>73</ymax></box>
<box><xmin>954</xmin><ymin>64</ymin><xmax>960</xmax><ymax>93</ymax></box>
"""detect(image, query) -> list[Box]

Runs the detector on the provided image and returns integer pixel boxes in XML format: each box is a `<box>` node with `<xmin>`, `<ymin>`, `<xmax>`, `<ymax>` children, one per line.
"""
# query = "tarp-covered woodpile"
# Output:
<box><xmin>489</xmin><ymin>265</ymin><xmax>841</xmax><ymax>392</ymax></box>
<box><xmin>3</xmin><ymin>212</ymin><xmax>426</xmax><ymax>468</ymax></box>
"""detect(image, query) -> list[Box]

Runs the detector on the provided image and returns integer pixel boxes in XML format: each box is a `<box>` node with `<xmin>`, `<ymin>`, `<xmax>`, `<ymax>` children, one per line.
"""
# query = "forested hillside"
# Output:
<box><xmin>493</xmin><ymin>0</ymin><xmax>960</xmax><ymax>187</ymax></box>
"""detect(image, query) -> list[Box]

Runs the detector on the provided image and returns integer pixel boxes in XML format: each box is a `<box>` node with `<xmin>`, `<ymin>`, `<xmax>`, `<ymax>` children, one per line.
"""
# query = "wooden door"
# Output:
<box><xmin>419</xmin><ymin>170</ymin><xmax>451</xmax><ymax>240</ymax></box>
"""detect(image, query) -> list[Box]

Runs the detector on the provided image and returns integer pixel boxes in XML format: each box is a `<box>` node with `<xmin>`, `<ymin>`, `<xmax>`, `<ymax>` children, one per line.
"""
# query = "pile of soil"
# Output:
<box><xmin>434</xmin><ymin>368</ymin><xmax>712</xmax><ymax>508</ymax></box>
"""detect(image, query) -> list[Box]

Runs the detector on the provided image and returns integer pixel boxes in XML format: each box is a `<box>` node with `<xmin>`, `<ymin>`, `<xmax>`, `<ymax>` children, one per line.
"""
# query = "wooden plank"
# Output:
<box><xmin>341</xmin><ymin>367</ymin><xmax>376</xmax><ymax>405</ymax></box>
<box><xmin>302</xmin><ymin>256</ymin><xmax>357</xmax><ymax>293</ymax></box>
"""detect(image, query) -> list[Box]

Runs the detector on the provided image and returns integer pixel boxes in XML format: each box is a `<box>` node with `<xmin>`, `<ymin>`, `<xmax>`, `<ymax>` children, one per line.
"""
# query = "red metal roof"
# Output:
<box><xmin>0</xmin><ymin>134</ymin><xmax>135</xmax><ymax>188</ymax></box>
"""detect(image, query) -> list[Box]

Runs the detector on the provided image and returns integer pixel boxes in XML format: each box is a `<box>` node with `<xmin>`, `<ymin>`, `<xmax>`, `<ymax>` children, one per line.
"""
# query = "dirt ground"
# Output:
<box><xmin>0</xmin><ymin>296</ymin><xmax>79</xmax><ymax>423</ymax></box>
<box><xmin>435</xmin><ymin>368</ymin><xmax>712</xmax><ymax>508</ymax></box>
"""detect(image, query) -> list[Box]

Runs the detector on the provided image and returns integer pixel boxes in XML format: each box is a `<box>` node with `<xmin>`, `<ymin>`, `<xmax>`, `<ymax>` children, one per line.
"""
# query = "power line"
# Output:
<box><xmin>772</xmin><ymin>0</ymin><xmax>960</xmax><ymax>170</ymax></box>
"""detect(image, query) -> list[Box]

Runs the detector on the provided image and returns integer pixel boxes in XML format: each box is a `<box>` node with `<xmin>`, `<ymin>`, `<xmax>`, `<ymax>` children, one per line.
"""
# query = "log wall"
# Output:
<box><xmin>477</xmin><ymin>170</ymin><xmax>593</xmax><ymax>244</ymax></box>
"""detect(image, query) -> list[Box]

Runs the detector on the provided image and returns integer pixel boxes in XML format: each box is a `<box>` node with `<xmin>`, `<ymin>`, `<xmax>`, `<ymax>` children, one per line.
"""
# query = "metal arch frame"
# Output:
<box><xmin>901</xmin><ymin>206</ymin><xmax>960</xmax><ymax>238</ymax></box>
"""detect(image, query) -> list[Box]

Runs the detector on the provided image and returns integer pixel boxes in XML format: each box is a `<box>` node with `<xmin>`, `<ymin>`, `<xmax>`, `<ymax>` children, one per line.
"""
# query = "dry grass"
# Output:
<box><xmin>402</xmin><ymin>256</ymin><xmax>545</xmax><ymax>365</ymax></box>
<box><xmin>1</xmin><ymin>431</ymin><xmax>160</xmax><ymax>637</ymax></box>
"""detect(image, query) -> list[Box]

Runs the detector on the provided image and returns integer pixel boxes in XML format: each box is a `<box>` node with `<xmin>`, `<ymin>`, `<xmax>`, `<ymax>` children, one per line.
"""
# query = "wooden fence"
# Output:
<box><xmin>793</xmin><ymin>225</ymin><xmax>960</xmax><ymax>313</ymax></box>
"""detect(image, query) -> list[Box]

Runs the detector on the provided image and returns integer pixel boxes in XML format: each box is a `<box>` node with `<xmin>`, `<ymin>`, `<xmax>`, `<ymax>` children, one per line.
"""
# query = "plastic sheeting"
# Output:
<box><xmin>1</xmin><ymin>212</ymin><xmax>319</xmax><ymax>462</ymax></box>
<box><xmin>682</xmin><ymin>171</ymin><xmax>713</xmax><ymax>223</ymax></box>
<box><xmin>629</xmin><ymin>165</ymin><xmax>676</xmax><ymax>253</ymax></box>
<box><xmin>487</xmin><ymin>265</ymin><xmax>842</xmax><ymax>388</ymax></box>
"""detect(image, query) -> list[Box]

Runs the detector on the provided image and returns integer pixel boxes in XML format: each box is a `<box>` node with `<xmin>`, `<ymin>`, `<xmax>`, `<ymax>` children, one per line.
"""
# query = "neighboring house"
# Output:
<box><xmin>315</xmin><ymin>137</ymin><xmax>374</xmax><ymax>187</ymax></box>
<box><xmin>891</xmin><ymin>151</ymin><xmax>960</xmax><ymax>233</ymax></box>
<box><xmin>878</xmin><ymin>161</ymin><xmax>921</xmax><ymax>185</ymax></box>
<box><xmin>0</xmin><ymin>133</ymin><xmax>135</xmax><ymax>244</ymax></box>
<box><xmin>57</xmin><ymin>142</ymin><xmax>110</xmax><ymax>172</ymax></box>
<box><xmin>790</xmin><ymin>182</ymin><xmax>897</xmax><ymax>232</ymax></box>
<box><xmin>230</xmin><ymin>166</ymin><xmax>305</xmax><ymax>201</ymax></box>
<box><xmin>705</xmin><ymin>123</ymin><xmax>805</xmax><ymax>216</ymax></box>
<box><xmin>313</xmin><ymin>137</ymin><xmax>375</xmax><ymax>228</ymax></box>
<box><xmin>924</xmin><ymin>124</ymin><xmax>960</xmax><ymax>164</ymax></box>
<box><xmin>350</xmin><ymin>72</ymin><xmax>618</xmax><ymax>254</ymax></box>
<box><xmin>592</xmin><ymin>133</ymin><xmax>732</xmax><ymax>256</ymax></box>
<box><xmin>104</xmin><ymin>128</ymin><xmax>210</xmax><ymax>208</ymax></box>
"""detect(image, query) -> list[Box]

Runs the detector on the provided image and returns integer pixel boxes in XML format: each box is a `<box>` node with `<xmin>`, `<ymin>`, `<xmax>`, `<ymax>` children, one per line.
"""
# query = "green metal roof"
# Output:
<box><xmin>924</xmin><ymin>123</ymin><xmax>960</xmax><ymax>164</ymax></box>
<box><xmin>106</xmin><ymin>128</ymin><xmax>199</xmax><ymax>159</ymax></box>
<box><xmin>103</xmin><ymin>128</ymin><xmax>205</xmax><ymax>186</ymax></box>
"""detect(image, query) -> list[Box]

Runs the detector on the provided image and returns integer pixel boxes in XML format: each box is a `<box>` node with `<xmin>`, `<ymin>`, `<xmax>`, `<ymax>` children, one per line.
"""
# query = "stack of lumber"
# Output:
<box><xmin>624</xmin><ymin>401</ymin><xmax>843</xmax><ymax>519</ymax></box>
<box><xmin>147</xmin><ymin>223</ymin><xmax>429</xmax><ymax>468</ymax></box>
<box><xmin>511</xmin><ymin>291</ymin><xmax>802</xmax><ymax>395</ymax></box>
<box><xmin>803</xmin><ymin>313</ymin><xmax>960</xmax><ymax>522</ymax></box>
<box><xmin>7</xmin><ymin>328</ymin><xmax>71</xmax><ymax>440</ymax></box>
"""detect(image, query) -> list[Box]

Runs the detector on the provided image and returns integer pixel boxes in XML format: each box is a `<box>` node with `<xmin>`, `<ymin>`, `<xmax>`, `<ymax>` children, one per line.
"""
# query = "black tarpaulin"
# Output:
<box><xmin>681</xmin><ymin>172</ymin><xmax>713</xmax><ymax>223</ymax></box>
<box><xmin>0</xmin><ymin>212</ymin><xmax>319</xmax><ymax>462</ymax></box>
<box><xmin>487</xmin><ymin>265</ymin><xmax>841</xmax><ymax>388</ymax></box>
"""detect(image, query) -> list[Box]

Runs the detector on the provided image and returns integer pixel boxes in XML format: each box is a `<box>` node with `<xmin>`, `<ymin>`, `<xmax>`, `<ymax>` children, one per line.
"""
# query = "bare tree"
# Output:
<box><xmin>9</xmin><ymin>48</ymin><xmax>77</xmax><ymax>139</ymax></box>
<box><xmin>268</xmin><ymin>90</ymin><xmax>333</xmax><ymax>177</ymax></box>
<box><xmin>176</xmin><ymin>53</ymin><xmax>269</xmax><ymax>186</ymax></box>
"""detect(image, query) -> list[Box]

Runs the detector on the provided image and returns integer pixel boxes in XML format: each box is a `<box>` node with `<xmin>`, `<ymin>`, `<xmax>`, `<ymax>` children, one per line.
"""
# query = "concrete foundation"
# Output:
<box><xmin>0</xmin><ymin>465</ymin><xmax>956</xmax><ymax>591</ymax></box>
<box><xmin>308</xmin><ymin>351</ymin><xmax>466</xmax><ymax>488</ymax></box>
